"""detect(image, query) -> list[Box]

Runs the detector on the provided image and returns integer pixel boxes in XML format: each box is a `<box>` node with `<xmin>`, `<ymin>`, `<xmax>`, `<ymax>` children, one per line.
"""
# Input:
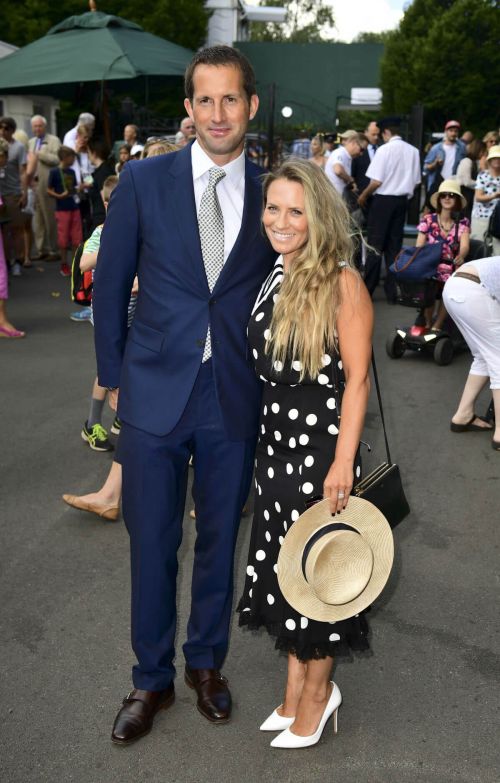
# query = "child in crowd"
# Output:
<box><xmin>47</xmin><ymin>146</ymin><xmax>83</xmax><ymax>277</ymax></box>
<box><xmin>115</xmin><ymin>144</ymin><xmax>131</xmax><ymax>175</ymax></box>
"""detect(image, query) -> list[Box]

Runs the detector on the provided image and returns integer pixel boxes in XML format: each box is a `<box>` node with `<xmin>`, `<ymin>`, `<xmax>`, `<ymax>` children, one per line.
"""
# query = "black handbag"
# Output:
<box><xmin>352</xmin><ymin>352</ymin><xmax>410</xmax><ymax>529</ymax></box>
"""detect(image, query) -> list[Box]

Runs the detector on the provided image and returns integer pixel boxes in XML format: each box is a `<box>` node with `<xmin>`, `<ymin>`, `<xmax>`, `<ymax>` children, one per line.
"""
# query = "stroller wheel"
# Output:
<box><xmin>433</xmin><ymin>337</ymin><xmax>454</xmax><ymax>366</ymax></box>
<box><xmin>386</xmin><ymin>332</ymin><xmax>406</xmax><ymax>359</ymax></box>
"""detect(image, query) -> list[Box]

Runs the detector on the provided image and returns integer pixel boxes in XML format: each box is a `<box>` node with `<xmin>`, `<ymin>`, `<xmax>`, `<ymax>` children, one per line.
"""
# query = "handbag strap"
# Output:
<box><xmin>370</xmin><ymin>350</ymin><xmax>392</xmax><ymax>465</ymax></box>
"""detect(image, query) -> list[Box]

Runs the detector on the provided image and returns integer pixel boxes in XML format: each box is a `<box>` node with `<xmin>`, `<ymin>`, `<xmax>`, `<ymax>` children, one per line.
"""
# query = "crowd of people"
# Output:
<box><xmin>2</xmin><ymin>43</ymin><xmax>499</xmax><ymax>755</ymax></box>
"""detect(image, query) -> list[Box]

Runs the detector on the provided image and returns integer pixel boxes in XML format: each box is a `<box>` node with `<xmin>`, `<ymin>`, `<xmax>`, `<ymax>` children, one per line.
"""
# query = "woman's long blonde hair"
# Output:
<box><xmin>264</xmin><ymin>160</ymin><xmax>357</xmax><ymax>379</ymax></box>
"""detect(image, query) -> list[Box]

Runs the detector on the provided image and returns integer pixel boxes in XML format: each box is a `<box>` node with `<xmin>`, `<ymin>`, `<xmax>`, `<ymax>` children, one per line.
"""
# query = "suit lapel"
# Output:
<box><xmin>170</xmin><ymin>145</ymin><xmax>209</xmax><ymax>293</ymax></box>
<box><xmin>214</xmin><ymin>158</ymin><xmax>262</xmax><ymax>292</ymax></box>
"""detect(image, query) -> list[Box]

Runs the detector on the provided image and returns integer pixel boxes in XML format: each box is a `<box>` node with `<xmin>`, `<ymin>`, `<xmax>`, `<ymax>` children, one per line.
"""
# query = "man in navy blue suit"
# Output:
<box><xmin>92</xmin><ymin>46</ymin><xmax>276</xmax><ymax>745</ymax></box>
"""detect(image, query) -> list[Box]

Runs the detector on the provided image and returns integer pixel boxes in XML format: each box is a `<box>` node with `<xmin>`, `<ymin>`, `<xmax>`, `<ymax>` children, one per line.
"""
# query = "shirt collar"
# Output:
<box><xmin>388</xmin><ymin>135</ymin><xmax>402</xmax><ymax>143</ymax></box>
<box><xmin>191</xmin><ymin>139</ymin><xmax>245</xmax><ymax>188</ymax></box>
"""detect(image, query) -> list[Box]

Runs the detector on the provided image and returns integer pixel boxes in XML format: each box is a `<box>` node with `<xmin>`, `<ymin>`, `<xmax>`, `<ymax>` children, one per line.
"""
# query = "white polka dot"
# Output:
<box><xmin>291</xmin><ymin>509</ymin><xmax>300</xmax><ymax>521</ymax></box>
<box><xmin>283</xmin><ymin>521</ymin><xmax>288</xmax><ymax>531</ymax></box>
<box><xmin>264</xmin><ymin>509</ymin><xmax>270</xmax><ymax>521</ymax></box>
<box><xmin>252</xmin><ymin>348</ymin><xmax>258</xmax><ymax>360</ymax></box>
<box><xmin>273</xmin><ymin>563</ymin><xmax>278</xmax><ymax>573</ymax></box>
<box><xmin>356</xmin><ymin>465</ymin><xmax>361</xmax><ymax>478</ymax></box>
<box><xmin>273</xmin><ymin>294</ymin><xmax>279</xmax><ymax>303</ymax></box>
<box><xmin>249</xmin><ymin>588</ymin><xmax>252</xmax><ymax>597</ymax></box>
<box><xmin>267</xmin><ymin>594</ymin><xmax>275</xmax><ymax>605</ymax></box>
<box><xmin>302</xmin><ymin>482</ymin><xmax>314</xmax><ymax>494</ymax></box>
<box><xmin>252</xmin><ymin>571</ymin><xmax>258</xmax><ymax>582</ymax></box>
<box><xmin>328</xmin><ymin>424</ymin><xmax>339</xmax><ymax>435</ymax></box>
<box><xmin>304</xmin><ymin>455</ymin><xmax>314</xmax><ymax>467</ymax></box>
<box><xmin>255</xmin><ymin>311</ymin><xmax>264</xmax><ymax>321</ymax></box>
<box><xmin>279</xmin><ymin>536</ymin><xmax>284</xmax><ymax>545</ymax></box>
<box><xmin>259</xmin><ymin>375</ymin><xmax>267</xmax><ymax>382</ymax></box>
<box><xmin>267</xmin><ymin>467</ymin><xmax>274</xmax><ymax>479</ymax></box>
<box><xmin>289</xmin><ymin>437</ymin><xmax>297</xmax><ymax>448</ymax></box>
<box><xmin>326</xmin><ymin>397</ymin><xmax>336</xmax><ymax>409</ymax></box>
<box><xmin>286</xmin><ymin>463</ymin><xmax>293</xmax><ymax>474</ymax></box>
<box><xmin>263</xmin><ymin>405</ymin><xmax>268</xmax><ymax>415</ymax></box>
<box><xmin>338</xmin><ymin>360</ymin><xmax>343</xmax><ymax>370</ymax></box>
<box><xmin>285</xmin><ymin>619</ymin><xmax>296</xmax><ymax>631</ymax></box>
<box><xmin>270</xmin><ymin>382</ymin><xmax>276</xmax><ymax>387</ymax></box>
<box><xmin>254</xmin><ymin>478</ymin><xmax>258</xmax><ymax>488</ymax></box>
<box><xmin>267</xmin><ymin>444</ymin><xmax>274</xmax><ymax>456</ymax></box>
<box><xmin>265</xmin><ymin>531</ymin><xmax>271</xmax><ymax>542</ymax></box>
<box><xmin>292</xmin><ymin>360</ymin><xmax>302</xmax><ymax>371</ymax></box>
<box><xmin>305</xmin><ymin>414</ymin><xmax>317</xmax><ymax>426</ymax></box>
<box><xmin>242</xmin><ymin>607</ymin><xmax>250</xmax><ymax>612</ymax></box>
<box><xmin>298</xmin><ymin>465</ymin><xmax>303</xmax><ymax>475</ymax></box>
<box><xmin>322</xmin><ymin>354</ymin><xmax>332</xmax><ymax>366</ymax></box>
<box><xmin>300</xmin><ymin>617</ymin><xmax>309</xmax><ymax>629</ymax></box>
<box><xmin>329</xmin><ymin>632</ymin><xmax>341</xmax><ymax>641</ymax></box>
<box><xmin>318</xmin><ymin>373</ymin><xmax>329</xmax><ymax>385</ymax></box>
<box><xmin>261</xmin><ymin>424</ymin><xmax>266</xmax><ymax>434</ymax></box>
<box><xmin>258</xmin><ymin>484</ymin><xmax>262</xmax><ymax>495</ymax></box>
<box><xmin>271</xmin><ymin>402</ymin><xmax>280</xmax><ymax>413</ymax></box>
<box><xmin>288</xmin><ymin>408</ymin><xmax>299</xmax><ymax>420</ymax></box>
<box><xmin>256</xmin><ymin>549</ymin><xmax>266</xmax><ymax>561</ymax></box>
<box><xmin>264</xmin><ymin>329</ymin><xmax>271</xmax><ymax>340</ymax></box>
<box><xmin>275</xmin><ymin>501</ymin><xmax>281</xmax><ymax>513</ymax></box>
<box><xmin>274</xmin><ymin>431</ymin><xmax>282</xmax><ymax>441</ymax></box>
<box><xmin>274</xmin><ymin>360</ymin><xmax>283</xmax><ymax>371</ymax></box>
<box><xmin>328</xmin><ymin>621</ymin><xmax>336</xmax><ymax>625</ymax></box>
<box><xmin>246</xmin><ymin>565</ymin><xmax>254</xmax><ymax>576</ymax></box>
<box><xmin>299</xmin><ymin>434</ymin><xmax>309</xmax><ymax>445</ymax></box>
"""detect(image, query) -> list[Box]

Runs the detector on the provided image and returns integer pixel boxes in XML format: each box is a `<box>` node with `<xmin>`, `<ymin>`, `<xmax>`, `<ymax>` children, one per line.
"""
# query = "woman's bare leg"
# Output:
<box><xmin>277</xmin><ymin>653</ymin><xmax>306</xmax><ymax>718</ymax></box>
<box><xmin>290</xmin><ymin>656</ymin><xmax>333</xmax><ymax>736</ymax></box>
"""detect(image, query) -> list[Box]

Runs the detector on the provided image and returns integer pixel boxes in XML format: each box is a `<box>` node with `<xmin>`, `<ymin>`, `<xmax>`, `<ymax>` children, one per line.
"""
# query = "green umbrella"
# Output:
<box><xmin>0</xmin><ymin>11</ymin><xmax>193</xmax><ymax>92</ymax></box>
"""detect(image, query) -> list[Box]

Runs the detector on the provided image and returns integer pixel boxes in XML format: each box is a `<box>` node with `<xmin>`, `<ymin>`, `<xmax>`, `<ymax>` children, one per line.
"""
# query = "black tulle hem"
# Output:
<box><xmin>237</xmin><ymin>610</ymin><xmax>370</xmax><ymax>662</ymax></box>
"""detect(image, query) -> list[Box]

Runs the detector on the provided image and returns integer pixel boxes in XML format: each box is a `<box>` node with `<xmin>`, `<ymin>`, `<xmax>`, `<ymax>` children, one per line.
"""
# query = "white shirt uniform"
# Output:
<box><xmin>191</xmin><ymin>140</ymin><xmax>245</xmax><ymax>262</ymax></box>
<box><xmin>366</xmin><ymin>136</ymin><xmax>421</xmax><ymax>197</ymax></box>
<box><xmin>325</xmin><ymin>146</ymin><xmax>352</xmax><ymax>196</ymax></box>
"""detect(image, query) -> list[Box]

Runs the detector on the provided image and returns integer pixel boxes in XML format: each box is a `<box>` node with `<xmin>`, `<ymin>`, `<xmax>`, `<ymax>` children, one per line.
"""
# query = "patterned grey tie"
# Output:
<box><xmin>198</xmin><ymin>167</ymin><xmax>226</xmax><ymax>361</ymax></box>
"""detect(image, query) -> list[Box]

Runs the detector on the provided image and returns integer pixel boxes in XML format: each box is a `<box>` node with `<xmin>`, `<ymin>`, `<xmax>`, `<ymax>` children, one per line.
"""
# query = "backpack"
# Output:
<box><xmin>70</xmin><ymin>242</ymin><xmax>93</xmax><ymax>306</ymax></box>
<box><xmin>488</xmin><ymin>199</ymin><xmax>500</xmax><ymax>240</ymax></box>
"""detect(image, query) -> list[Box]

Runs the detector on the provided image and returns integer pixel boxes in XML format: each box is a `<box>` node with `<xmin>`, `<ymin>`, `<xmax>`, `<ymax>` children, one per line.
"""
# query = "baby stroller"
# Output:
<box><xmin>385</xmin><ymin>239</ymin><xmax>486</xmax><ymax>365</ymax></box>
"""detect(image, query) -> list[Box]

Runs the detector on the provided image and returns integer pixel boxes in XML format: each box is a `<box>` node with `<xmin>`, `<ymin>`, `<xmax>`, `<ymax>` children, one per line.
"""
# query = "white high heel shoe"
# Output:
<box><xmin>270</xmin><ymin>682</ymin><xmax>342</xmax><ymax>748</ymax></box>
<box><xmin>259</xmin><ymin>707</ymin><xmax>295</xmax><ymax>732</ymax></box>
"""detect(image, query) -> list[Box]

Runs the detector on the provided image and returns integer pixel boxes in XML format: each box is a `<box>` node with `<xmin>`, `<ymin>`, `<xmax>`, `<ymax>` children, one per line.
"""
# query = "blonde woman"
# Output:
<box><xmin>308</xmin><ymin>134</ymin><xmax>327</xmax><ymax>169</ymax></box>
<box><xmin>238</xmin><ymin>160</ymin><xmax>373</xmax><ymax>748</ymax></box>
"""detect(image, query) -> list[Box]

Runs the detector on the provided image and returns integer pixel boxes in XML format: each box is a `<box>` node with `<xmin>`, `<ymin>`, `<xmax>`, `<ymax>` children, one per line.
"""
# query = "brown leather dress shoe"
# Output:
<box><xmin>184</xmin><ymin>667</ymin><xmax>232</xmax><ymax>723</ymax></box>
<box><xmin>62</xmin><ymin>494</ymin><xmax>120</xmax><ymax>521</ymax></box>
<box><xmin>111</xmin><ymin>685</ymin><xmax>175</xmax><ymax>745</ymax></box>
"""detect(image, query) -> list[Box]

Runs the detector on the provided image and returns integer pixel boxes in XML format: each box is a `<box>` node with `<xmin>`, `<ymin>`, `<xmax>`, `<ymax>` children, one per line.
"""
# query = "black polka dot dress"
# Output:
<box><xmin>237</xmin><ymin>258</ymin><xmax>369</xmax><ymax>661</ymax></box>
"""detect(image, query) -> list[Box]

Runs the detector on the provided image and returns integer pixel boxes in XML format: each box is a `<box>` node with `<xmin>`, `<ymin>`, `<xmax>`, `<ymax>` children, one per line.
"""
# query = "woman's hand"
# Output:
<box><xmin>323</xmin><ymin>458</ymin><xmax>354</xmax><ymax>515</ymax></box>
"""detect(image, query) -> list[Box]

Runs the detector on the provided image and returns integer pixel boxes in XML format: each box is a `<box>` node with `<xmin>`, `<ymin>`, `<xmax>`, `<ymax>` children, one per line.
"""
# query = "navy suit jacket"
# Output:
<box><xmin>93</xmin><ymin>144</ymin><xmax>276</xmax><ymax>440</ymax></box>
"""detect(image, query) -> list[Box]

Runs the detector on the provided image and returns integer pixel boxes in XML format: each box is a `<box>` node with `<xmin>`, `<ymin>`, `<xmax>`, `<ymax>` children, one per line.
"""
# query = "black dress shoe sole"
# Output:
<box><xmin>110</xmin><ymin>692</ymin><xmax>175</xmax><ymax>745</ymax></box>
<box><xmin>184</xmin><ymin>675</ymin><xmax>231</xmax><ymax>724</ymax></box>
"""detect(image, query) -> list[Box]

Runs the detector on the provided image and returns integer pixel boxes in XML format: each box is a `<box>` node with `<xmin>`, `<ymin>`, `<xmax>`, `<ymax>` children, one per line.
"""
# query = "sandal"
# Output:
<box><xmin>450</xmin><ymin>415</ymin><xmax>493</xmax><ymax>432</ymax></box>
<box><xmin>0</xmin><ymin>325</ymin><xmax>26</xmax><ymax>339</ymax></box>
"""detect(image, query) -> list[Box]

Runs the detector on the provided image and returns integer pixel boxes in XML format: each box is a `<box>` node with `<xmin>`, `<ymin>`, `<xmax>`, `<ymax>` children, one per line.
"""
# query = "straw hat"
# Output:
<box><xmin>277</xmin><ymin>497</ymin><xmax>394</xmax><ymax>622</ymax></box>
<box><xmin>430</xmin><ymin>179</ymin><xmax>467</xmax><ymax>210</ymax></box>
<box><xmin>487</xmin><ymin>145</ymin><xmax>500</xmax><ymax>161</ymax></box>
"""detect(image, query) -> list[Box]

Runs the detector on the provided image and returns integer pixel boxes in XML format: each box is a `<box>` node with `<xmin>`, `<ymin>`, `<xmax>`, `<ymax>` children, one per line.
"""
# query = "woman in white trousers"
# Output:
<box><xmin>443</xmin><ymin>257</ymin><xmax>500</xmax><ymax>450</ymax></box>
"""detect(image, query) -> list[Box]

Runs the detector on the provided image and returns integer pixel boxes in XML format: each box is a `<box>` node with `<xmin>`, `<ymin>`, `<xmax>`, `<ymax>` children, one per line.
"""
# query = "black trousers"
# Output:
<box><xmin>364</xmin><ymin>194</ymin><xmax>408</xmax><ymax>300</ymax></box>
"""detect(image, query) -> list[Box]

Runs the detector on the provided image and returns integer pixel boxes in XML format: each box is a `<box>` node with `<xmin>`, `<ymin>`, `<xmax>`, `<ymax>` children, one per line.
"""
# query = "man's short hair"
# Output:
<box><xmin>184</xmin><ymin>45</ymin><xmax>256</xmax><ymax>103</ymax></box>
<box><xmin>102</xmin><ymin>175</ymin><xmax>118</xmax><ymax>202</ymax></box>
<box><xmin>58</xmin><ymin>145</ymin><xmax>76</xmax><ymax>161</ymax></box>
<box><xmin>0</xmin><ymin>116</ymin><xmax>17</xmax><ymax>132</ymax></box>
<box><xmin>78</xmin><ymin>112</ymin><xmax>95</xmax><ymax>126</ymax></box>
<box><xmin>31</xmin><ymin>114</ymin><xmax>47</xmax><ymax>126</ymax></box>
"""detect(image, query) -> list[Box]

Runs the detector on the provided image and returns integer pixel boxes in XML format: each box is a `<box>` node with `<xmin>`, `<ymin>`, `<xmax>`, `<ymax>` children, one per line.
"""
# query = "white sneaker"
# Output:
<box><xmin>12</xmin><ymin>262</ymin><xmax>22</xmax><ymax>277</ymax></box>
<box><xmin>270</xmin><ymin>682</ymin><xmax>342</xmax><ymax>748</ymax></box>
<box><xmin>259</xmin><ymin>707</ymin><xmax>295</xmax><ymax>732</ymax></box>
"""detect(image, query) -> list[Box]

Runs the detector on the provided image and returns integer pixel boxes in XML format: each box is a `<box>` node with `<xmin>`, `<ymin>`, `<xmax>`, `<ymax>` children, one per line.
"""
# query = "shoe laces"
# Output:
<box><xmin>91</xmin><ymin>423</ymin><xmax>108</xmax><ymax>441</ymax></box>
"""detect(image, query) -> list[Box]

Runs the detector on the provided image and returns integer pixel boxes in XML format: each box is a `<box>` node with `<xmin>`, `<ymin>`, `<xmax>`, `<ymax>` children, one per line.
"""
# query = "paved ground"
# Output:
<box><xmin>1</xmin><ymin>263</ymin><xmax>499</xmax><ymax>783</ymax></box>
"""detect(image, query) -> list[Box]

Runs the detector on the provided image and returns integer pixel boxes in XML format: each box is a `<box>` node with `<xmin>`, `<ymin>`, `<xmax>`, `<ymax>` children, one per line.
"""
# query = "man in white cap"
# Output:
<box><xmin>424</xmin><ymin>120</ymin><xmax>467</xmax><ymax>199</ymax></box>
<box><xmin>324</xmin><ymin>130</ymin><xmax>362</xmax><ymax>197</ymax></box>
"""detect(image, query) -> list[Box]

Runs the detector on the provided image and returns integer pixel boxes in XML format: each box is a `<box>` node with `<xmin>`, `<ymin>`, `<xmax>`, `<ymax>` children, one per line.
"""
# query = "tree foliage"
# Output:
<box><xmin>1</xmin><ymin>0</ymin><xmax>207</xmax><ymax>51</ymax></box>
<box><xmin>250</xmin><ymin>0</ymin><xmax>335</xmax><ymax>43</ymax></box>
<box><xmin>380</xmin><ymin>0</ymin><xmax>500</xmax><ymax>131</ymax></box>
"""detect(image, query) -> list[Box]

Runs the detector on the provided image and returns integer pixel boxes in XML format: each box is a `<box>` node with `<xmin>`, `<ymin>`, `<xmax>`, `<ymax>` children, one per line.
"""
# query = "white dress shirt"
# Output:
<box><xmin>191</xmin><ymin>140</ymin><xmax>245</xmax><ymax>262</ymax></box>
<box><xmin>366</xmin><ymin>136</ymin><xmax>421</xmax><ymax>197</ymax></box>
<box><xmin>324</xmin><ymin>146</ymin><xmax>352</xmax><ymax>196</ymax></box>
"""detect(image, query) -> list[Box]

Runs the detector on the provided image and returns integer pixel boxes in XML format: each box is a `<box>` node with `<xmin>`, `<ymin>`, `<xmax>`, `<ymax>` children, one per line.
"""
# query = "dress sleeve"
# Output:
<box><xmin>417</xmin><ymin>213</ymin><xmax>431</xmax><ymax>233</ymax></box>
<box><xmin>458</xmin><ymin>218</ymin><xmax>470</xmax><ymax>236</ymax></box>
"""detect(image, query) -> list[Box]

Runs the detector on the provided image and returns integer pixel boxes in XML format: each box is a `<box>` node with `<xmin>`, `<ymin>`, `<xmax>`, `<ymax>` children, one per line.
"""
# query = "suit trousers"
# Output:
<box><xmin>118</xmin><ymin>359</ymin><xmax>257</xmax><ymax>691</ymax></box>
<box><xmin>364</xmin><ymin>194</ymin><xmax>408</xmax><ymax>300</ymax></box>
<box><xmin>34</xmin><ymin>179</ymin><xmax>58</xmax><ymax>255</ymax></box>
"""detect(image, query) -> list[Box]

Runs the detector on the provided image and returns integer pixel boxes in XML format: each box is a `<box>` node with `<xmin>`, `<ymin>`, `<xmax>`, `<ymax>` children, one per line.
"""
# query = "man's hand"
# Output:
<box><xmin>108</xmin><ymin>389</ymin><xmax>119</xmax><ymax>411</ymax></box>
<box><xmin>358</xmin><ymin>192</ymin><xmax>368</xmax><ymax>209</ymax></box>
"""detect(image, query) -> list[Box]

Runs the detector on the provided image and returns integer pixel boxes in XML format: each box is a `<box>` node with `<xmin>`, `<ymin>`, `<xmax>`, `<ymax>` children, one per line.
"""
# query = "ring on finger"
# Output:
<box><xmin>337</xmin><ymin>491</ymin><xmax>345</xmax><ymax>499</ymax></box>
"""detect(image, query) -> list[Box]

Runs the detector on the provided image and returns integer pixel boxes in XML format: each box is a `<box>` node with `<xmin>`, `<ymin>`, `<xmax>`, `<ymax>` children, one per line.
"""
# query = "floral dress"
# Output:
<box><xmin>237</xmin><ymin>258</ymin><xmax>369</xmax><ymax>661</ymax></box>
<box><xmin>417</xmin><ymin>212</ymin><xmax>470</xmax><ymax>282</ymax></box>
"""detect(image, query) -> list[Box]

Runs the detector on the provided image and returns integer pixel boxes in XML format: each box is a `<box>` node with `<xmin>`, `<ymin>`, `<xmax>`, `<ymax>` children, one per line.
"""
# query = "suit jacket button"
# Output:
<box><xmin>196</xmin><ymin>338</ymin><xmax>205</xmax><ymax>348</ymax></box>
